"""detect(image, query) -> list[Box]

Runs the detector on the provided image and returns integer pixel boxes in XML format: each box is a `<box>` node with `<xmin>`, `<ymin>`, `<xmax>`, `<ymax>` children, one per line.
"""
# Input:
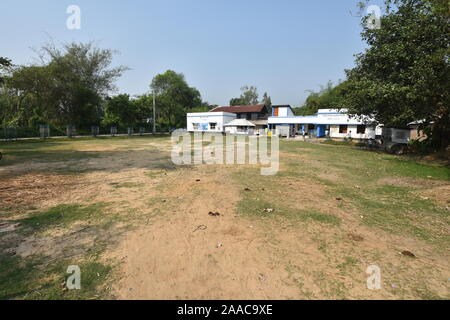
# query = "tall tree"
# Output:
<box><xmin>345</xmin><ymin>0</ymin><xmax>450</xmax><ymax>149</ymax></box>
<box><xmin>151</xmin><ymin>70</ymin><xmax>202</xmax><ymax>128</ymax></box>
<box><xmin>261</xmin><ymin>92</ymin><xmax>272</xmax><ymax>108</ymax></box>
<box><xmin>229</xmin><ymin>85</ymin><xmax>259</xmax><ymax>106</ymax></box>
<box><xmin>3</xmin><ymin>42</ymin><xmax>128</xmax><ymax>129</ymax></box>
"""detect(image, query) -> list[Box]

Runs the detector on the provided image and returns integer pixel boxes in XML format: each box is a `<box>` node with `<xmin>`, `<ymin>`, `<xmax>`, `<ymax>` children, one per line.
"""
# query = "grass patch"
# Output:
<box><xmin>110</xmin><ymin>182</ymin><xmax>144</xmax><ymax>189</ymax></box>
<box><xmin>18</xmin><ymin>203</ymin><xmax>108</xmax><ymax>234</ymax></box>
<box><xmin>0</xmin><ymin>202</ymin><xmax>120</xmax><ymax>300</ymax></box>
<box><xmin>0</xmin><ymin>253</ymin><xmax>113</xmax><ymax>300</ymax></box>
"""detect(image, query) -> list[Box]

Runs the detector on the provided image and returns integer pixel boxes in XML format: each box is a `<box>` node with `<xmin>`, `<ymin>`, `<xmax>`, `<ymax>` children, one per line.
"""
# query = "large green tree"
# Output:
<box><xmin>151</xmin><ymin>70</ymin><xmax>202</xmax><ymax>129</ymax></box>
<box><xmin>345</xmin><ymin>0</ymin><xmax>450</xmax><ymax>149</ymax></box>
<box><xmin>2</xmin><ymin>42</ymin><xmax>127</xmax><ymax>130</ymax></box>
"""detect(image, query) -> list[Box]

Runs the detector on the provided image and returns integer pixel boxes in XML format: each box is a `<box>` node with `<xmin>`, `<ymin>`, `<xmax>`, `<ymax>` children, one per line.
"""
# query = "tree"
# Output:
<box><xmin>0</xmin><ymin>57</ymin><xmax>12</xmax><ymax>84</ymax></box>
<box><xmin>229</xmin><ymin>85</ymin><xmax>259</xmax><ymax>106</ymax></box>
<box><xmin>345</xmin><ymin>0</ymin><xmax>450</xmax><ymax>149</ymax></box>
<box><xmin>3</xmin><ymin>42</ymin><xmax>128</xmax><ymax>130</ymax></box>
<box><xmin>103</xmin><ymin>94</ymin><xmax>140</xmax><ymax>127</ymax></box>
<box><xmin>295</xmin><ymin>81</ymin><xmax>348</xmax><ymax>115</ymax></box>
<box><xmin>261</xmin><ymin>92</ymin><xmax>272</xmax><ymax>108</ymax></box>
<box><xmin>151</xmin><ymin>70</ymin><xmax>202</xmax><ymax>129</ymax></box>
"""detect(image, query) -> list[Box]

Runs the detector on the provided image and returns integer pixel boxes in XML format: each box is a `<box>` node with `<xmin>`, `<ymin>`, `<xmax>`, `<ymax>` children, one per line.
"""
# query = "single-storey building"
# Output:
<box><xmin>187</xmin><ymin>112</ymin><xmax>236</xmax><ymax>133</ymax></box>
<box><xmin>211</xmin><ymin>105</ymin><xmax>270</xmax><ymax>132</ymax></box>
<box><xmin>224</xmin><ymin>119</ymin><xmax>256</xmax><ymax>135</ymax></box>
<box><xmin>268</xmin><ymin>106</ymin><xmax>382</xmax><ymax>140</ymax></box>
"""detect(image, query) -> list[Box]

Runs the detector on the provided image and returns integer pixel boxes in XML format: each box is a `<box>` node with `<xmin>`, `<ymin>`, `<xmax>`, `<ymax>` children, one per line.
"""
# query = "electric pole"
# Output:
<box><xmin>152</xmin><ymin>90</ymin><xmax>156</xmax><ymax>135</ymax></box>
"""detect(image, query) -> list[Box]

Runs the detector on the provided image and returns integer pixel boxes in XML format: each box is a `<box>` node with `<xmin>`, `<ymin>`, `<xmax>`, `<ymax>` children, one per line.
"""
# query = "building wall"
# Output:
<box><xmin>276</xmin><ymin>107</ymin><xmax>294</xmax><ymax>117</ymax></box>
<box><xmin>329</xmin><ymin>125</ymin><xmax>376</xmax><ymax>140</ymax></box>
<box><xmin>225</xmin><ymin>126</ymin><xmax>254</xmax><ymax>135</ymax></box>
<box><xmin>187</xmin><ymin>113</ymin><xmax>236</xmax><ymax>132</ymax></box>
<box><xmin>409</xmin><ymin>124</ymin><xmax>427</xmax><ymax>141</ymax></box>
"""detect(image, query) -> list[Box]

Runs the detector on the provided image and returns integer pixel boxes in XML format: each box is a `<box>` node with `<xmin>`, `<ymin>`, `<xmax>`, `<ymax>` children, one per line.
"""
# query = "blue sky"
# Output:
<box><xmin>0</xmin><ymin>0</ymin><xmax>384</xmax><ymax>107</ymax></box>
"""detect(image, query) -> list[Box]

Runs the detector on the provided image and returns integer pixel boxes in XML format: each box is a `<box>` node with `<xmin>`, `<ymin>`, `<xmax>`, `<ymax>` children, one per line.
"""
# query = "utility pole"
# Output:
<box><xmin>152</xmin><ymin>90</ymin><xmax>156</xmax><ymax>135</ymax></box>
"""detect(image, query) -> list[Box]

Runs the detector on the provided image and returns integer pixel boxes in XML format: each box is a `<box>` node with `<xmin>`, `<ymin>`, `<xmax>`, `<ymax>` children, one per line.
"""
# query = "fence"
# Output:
<box><xmin>0</xmin><ymin>125</ymin><xmax>170</xmax><ymax>141</ymax></box>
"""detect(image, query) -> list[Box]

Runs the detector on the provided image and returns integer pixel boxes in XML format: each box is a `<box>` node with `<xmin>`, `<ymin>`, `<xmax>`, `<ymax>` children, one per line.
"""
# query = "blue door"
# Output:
<box><xmin>316</xmin><ymin>125</ymin><xmax>326</xmax><ymax>137</ymax></box>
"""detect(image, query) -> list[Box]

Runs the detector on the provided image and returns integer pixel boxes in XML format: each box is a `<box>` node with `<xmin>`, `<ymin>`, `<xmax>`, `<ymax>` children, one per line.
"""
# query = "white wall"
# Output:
<box><xmin>187</xmin><ymin>112</ymin><xmax>236</xmax><ymax>132</ymax></box>
<box><xmin>277</xmin><ymin>107</ymin><xmax>294</xmax><ymax>117</ymax></box>
<box><xmin>329</xmin><ymin>125</ymin><xmax>376</xmax><ymax>140</ymax></box>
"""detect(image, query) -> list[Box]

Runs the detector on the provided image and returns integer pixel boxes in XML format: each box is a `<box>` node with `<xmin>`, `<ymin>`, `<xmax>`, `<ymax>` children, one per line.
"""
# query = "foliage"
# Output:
<box><xmin>261</xmin><ymin>92</ymin><xmax>272</xmax><ymax>108</ymax></box>
<box><xmin>294</xmin><ymin>81</ymin><xmax>348</xmax><ymax>115</ymax></box>
<box><xmin>344</xmin><ymin>0</ymin><xmax>450</xmax><ymax>150</ymax></box>
<box><xmin>151</xmin><ymin>70</ymin><xmax>202</xmax><ymax>128</ymax></box>
<box><xmin>0</xmin><ymin>42</ymin><xmax>128</xmax><ymax>130</ymax></box>
<box><xmin>230</xmin><ymin>85</ymin><xmax>259</xmax><ymax>106</ymax></box>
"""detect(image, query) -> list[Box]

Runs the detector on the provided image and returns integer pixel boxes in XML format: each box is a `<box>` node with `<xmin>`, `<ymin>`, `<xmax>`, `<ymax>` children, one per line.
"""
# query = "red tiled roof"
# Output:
<box><xmin>211</xmin><ymin>104</ymin><xmax>267</xmax><ymax>114</ymax></box>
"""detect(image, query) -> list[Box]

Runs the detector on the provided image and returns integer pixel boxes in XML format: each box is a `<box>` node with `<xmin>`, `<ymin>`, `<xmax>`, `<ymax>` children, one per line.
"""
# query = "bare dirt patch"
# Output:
<box><xmin>378</xmin><ymin>176</ymin><xmax>448</xmax><ymax>188</ymax></box>
<box><xmin>111</xmin><ymin>167</ymin><xmax>301</xmax><ymax>299</ymax></box>
<box><xmin>419</xmin><ymin>185</ymin><xmax>450</xmax><ymax>207</ymax></box>
<box><xmin>0</xmin><ymin>174</ymin><xmax>82</xmax><ymax>214</ymax></box>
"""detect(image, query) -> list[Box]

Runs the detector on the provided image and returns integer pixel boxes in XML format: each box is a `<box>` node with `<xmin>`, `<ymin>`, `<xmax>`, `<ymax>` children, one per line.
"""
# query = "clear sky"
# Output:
<box><xmin>1</xmin><ymin>0</ymin><xmax>385</xmax><ymax>107</ymax></box>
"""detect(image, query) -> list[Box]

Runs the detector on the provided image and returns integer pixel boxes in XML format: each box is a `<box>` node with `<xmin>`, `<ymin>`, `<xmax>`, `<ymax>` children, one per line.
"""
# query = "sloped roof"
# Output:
<box><xmin>224</xmin><ymin>119</ymin><xmax>256</xmax><ymax>127</ymax></box>
<box><xmin>211</xmin><ymin>105</ymin><xmax>267</xmax><ymax>114</ymax></box>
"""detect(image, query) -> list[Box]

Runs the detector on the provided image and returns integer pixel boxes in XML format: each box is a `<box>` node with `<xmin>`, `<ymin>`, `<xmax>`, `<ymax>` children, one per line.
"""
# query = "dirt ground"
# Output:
<box><xmin>0</xmin><ymin>137</ymin><xmax>449</xmax><ymax>300</ymax></box>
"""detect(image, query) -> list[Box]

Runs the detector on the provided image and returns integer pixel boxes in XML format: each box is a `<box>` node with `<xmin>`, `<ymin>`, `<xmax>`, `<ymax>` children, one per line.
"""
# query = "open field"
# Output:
<box><xmin>0</xmin><ymin>136</ymin><xmax>449</xmax><ymax>300</ymax></box>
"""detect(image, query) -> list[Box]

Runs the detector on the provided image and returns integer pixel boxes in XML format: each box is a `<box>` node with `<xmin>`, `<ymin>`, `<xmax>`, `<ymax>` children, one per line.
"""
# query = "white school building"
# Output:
<box><xmin>186</xmin><ymin>112</ymin><xmax>236</xmax><ymax>133</ymax></box>
<box><xmin>268</xmin><ymin>106</ymin><xmax>382</xmax><ymax>140</ymax></box>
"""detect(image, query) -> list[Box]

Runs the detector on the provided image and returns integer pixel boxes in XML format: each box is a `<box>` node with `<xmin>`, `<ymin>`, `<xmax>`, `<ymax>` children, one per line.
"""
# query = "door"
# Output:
<box><xmin>274</xmin><ymin>108</ymin><xmax>279</xmax><ymax>117</ymax></box>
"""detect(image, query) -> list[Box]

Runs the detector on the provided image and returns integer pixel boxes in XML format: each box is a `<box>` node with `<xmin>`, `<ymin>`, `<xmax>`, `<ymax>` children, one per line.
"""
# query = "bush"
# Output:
<box><xmin>408</xmin><ymin>139</ymin><xmax>434</xmax><ymax>154</ymax></box>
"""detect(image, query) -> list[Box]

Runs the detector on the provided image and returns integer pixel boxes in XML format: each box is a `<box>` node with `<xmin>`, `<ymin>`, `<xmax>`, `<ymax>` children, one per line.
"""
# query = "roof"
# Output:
<box><xmin>250</xmin><ymin>120</ymin><xmax>269</xmax><ymax>126</ymax></box>
<box><xmin>224</xmin><ymin>119</ymin><xmax>256</xmax><ymax>127</ymax></box>
<box><xmin>187</xmin><ymin>112</ymin><xmax>236</xmax><ymax>117</ymax></box>
<box><xmin>211</xmin><ymin>104</ymin><xmax>267</xmax><ymax>114</ymax></box>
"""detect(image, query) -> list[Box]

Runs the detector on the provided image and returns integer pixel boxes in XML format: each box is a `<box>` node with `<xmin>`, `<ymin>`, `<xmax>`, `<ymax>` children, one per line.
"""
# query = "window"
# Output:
<box><xmin>193</xmin><ymin>123</ymin><xmax>200</xmax><ymax>130</ymax></box>
<box><xmin>209</xmin><ymin>123</ymin><xmax>217</xmax><ymax>130</ymax></box>
<box><xmin>339</xmin><ymin>125</ymin><xmax>348</xmax><ymax>134</ymax></box>
<box><xmin>357</xmin><ymin>125</ymin><xmax>366</xmax><ymax>134</ymax></box>
<box><xmin>246</xmin><ymin>113</ymin><xmax>251</xmax><ymax>120</ymax></box>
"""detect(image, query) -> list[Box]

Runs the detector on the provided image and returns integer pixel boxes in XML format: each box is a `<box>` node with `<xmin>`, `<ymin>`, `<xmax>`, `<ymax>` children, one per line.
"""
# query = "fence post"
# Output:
<box><xmin>66</xmin><ymin>125</ymin><xmax>76</xmax><ymax>138</ymax></box>
<box><xmin>39</xmin><ymin>124</ymin><xmax>50</xmax><ymax>139</ymax></box>
<box><xmin>91</xmin><ymin>126</ymin><xmax>99</xmax><ymax>137</ymax></box>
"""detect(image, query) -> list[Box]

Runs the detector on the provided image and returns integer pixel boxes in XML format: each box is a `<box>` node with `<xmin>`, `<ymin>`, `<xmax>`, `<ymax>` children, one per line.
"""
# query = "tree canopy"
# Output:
<box><xmin>344</xmin><ymin>0</ymin><xmax>450</xmax><ymax>149</ymax></box>
<box><xmin>0</xmin><ymin>42</ymin><xmax>128</xmax><ymax>129</ymax></box>
<box><xmin>294</xmin><ymin>81</ymin><xmax>348</xmax><ymax>116</ymax></box>
<box><xmin>151</xmin><ymin>70</ymin><xmax>202</xmax><ymax>129</ymax></box>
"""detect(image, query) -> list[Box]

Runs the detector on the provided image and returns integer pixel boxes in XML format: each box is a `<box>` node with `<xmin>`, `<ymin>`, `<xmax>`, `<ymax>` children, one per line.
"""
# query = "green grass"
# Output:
<box><xmin>0</xmin><ymin>135</ymin><xmax>170</xmax><ymax>167</ymax></box>
<box><xmin>236</xmin><ymin>140</ymin><xmax>449</xmax><ymax>246</ymax></box>
<box><xmin>110</xmin><ymin>182</ymin><xmax>144</xmax><ymax>189</ymax></box>
<box><xmin>0</xmin><ymin>253</ymin><xmax>113</xmax><ymax>300</ymax></box>
<box><xmin>0</xmin><ymin>203</ymin><xmax>121</xmax><ymax>300</ymax></box>
<box><xmin>18</xmin><ymin>203</ymin><xmax>109</xmax><ymax>234</ymax></box>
